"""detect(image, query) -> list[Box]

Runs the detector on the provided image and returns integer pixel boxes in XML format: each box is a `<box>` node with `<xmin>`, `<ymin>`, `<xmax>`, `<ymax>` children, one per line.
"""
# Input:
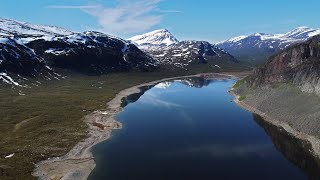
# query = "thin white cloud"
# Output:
<box><xmin>143</xmin><ymin>95</ymin><xmax>182</xmax><ymax>108</ymax></box>
<box><xmin>158</xmin><ymin>10</ymin><xmax>182</xmax><ymax>13</ymax></box>
<box><xmin>82</xmin><ymin>0</ymin><xmax>163</xmax><ymax>35</ymax></box>
<box><xmin>141</xmin><ymin>91</ymin><xmax>182</xmax><ymax>108</ymax></box>
<box><xmin>46</xmin><ymin>5</ymin><xmax>100</xmax><ymax>9</ymax></box>
<box><xmin>47</xmin><ymin>0</ymin><xmax>181</xmax><ymax>35</ymax></box>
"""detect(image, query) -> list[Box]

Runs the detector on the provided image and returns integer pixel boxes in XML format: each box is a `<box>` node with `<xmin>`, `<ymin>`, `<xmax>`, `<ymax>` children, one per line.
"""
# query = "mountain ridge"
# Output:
<box><xmin>0</xmin><ymin>18</ymin><xmax>74</xmax><ymax>37</ymax></box>
<box><xmin>0</xmin><ymin>18</ymin><xmax>159</xmax><ymax>86</ymax></box>
<box><xmin>216</xmin><ymin>26</ymin><xmax>320</xmax><ymax>65</ymax></box>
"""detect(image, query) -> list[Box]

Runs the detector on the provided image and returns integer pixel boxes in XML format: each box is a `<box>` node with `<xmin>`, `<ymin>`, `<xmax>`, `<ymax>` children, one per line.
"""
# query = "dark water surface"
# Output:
<box><xmin>89</xmin><ymin>78</ymin><xmax>310</xmax><ymax>180</ymax></box>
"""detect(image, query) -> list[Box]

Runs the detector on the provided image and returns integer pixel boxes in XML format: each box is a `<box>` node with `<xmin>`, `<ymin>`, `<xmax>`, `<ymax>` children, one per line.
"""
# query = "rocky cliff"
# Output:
<box><xmin>250</xmin><ymin>35</ymin><xmax>320</xmax><ymax>96</ymax></box>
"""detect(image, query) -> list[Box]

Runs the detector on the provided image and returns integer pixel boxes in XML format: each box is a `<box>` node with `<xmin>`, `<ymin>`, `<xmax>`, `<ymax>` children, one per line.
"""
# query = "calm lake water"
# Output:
<box><xmin>89</xmin><ymin>78</ymin><xmax>309</xmax><ymax>180</ymax></box>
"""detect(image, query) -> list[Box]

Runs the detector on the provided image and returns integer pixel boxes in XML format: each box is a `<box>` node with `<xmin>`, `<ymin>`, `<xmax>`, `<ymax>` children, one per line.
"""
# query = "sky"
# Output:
<box><xmin>1</xmin><ymin>0</ymin><xmax>320</xmax><ymax>42</ymax></box>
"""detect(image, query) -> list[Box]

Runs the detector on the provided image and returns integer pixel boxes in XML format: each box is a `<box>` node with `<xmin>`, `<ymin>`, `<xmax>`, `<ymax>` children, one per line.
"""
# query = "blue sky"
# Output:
<box><xmin>1</xmin><ymin>0</ymin><xmax>320</xmax><ymax>42</ymax></box>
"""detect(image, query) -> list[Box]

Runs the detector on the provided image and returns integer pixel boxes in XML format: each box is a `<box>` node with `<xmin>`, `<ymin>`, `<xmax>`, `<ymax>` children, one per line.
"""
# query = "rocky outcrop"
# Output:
<box><xmin>250</xmin><ymin>35</ymin><xmax>320</xmax><ymax>96</ymax></box>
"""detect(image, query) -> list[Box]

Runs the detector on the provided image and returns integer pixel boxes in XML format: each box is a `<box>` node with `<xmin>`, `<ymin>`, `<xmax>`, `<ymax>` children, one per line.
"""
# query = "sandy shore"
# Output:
<box><xmin>33</xmin><ymin>72</ymin><xmax>244</xmax><ymax>180</ymax></box>
<box><xmin>230</xmin><ymin>90</ymin><xmax>320</xmax><ymax>163</ymax></box>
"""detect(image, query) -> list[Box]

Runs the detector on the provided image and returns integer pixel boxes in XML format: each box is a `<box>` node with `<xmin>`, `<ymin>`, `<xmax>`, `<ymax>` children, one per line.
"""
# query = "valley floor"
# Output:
<box><xmin>33</xmin><ymin>72</ymin><xmax>247</xmax><ymax>180</ymax></box>
<box><xmin>0</xmin><ymin>69</ymin><xmax>249</xmax><ymax>180</ymax></box>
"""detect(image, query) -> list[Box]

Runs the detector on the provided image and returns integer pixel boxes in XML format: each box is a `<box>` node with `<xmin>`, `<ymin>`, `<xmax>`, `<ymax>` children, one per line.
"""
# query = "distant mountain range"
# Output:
<box><xmin>129</xmin><ymin>29</ymin><xmax>238</xmax><ymax>70</ymax></box>
<box><xmin>0</xmin><ymin>18</ymin><xmax>241</xmax><ymax>86</ymax></box>
<box><xmin>216</xmin><ymin>27</ymin><xmax>320</xmax><ymax>65</ymax></box>
<box><xmin>2</xmin><ymin>17</ymin><xmax>318</xmax><ymax>86</ymax></box>
<box><xmin>129</xmin><ymin>27</ymin><xmax>320</xmax><ymax>67</ymax></box>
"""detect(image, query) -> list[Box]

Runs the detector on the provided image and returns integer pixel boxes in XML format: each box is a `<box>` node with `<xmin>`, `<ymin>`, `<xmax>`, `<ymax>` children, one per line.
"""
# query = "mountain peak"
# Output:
<box><xmin>295</xmin><ymin>26</ymin><xmax>311</xmax><ymax>30</ymax></box>
<box><xmin>154</xmin><ymin>29</ymin><xmax>170</xmax><ymax>33</ymax></box>
<box><xmin>287</xmin><ymin>26</ymin><xmax>313</xmax><ymax>34</ymax></box>
<box><xmin>252</xmin><ymin>33</ymin><xmax>269</xmax><ymax>36</ymax></box>
<box><xmin>128</xmin><ymin>29</ymin><xmax>179</xmax><ymax>48</ymax></box>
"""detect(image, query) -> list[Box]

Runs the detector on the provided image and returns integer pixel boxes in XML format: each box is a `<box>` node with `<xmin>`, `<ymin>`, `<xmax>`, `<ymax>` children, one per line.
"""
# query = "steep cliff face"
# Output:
<box><xmin>250</xmin><ymin>35</ymin><xmax>320</xmax><ymax>96</ymax></box>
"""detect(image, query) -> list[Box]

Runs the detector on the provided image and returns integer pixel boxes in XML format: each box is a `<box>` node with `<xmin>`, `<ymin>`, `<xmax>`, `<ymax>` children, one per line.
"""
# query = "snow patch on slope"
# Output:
<box><xmin>0</xmin><ymin>73</ymin><xmax>21</xmax><ymax>86</ymax></box>
<box><xmin>0</xmin><ymin>18</ymin><xmax>73</xmax><ymax>37</ymax></box>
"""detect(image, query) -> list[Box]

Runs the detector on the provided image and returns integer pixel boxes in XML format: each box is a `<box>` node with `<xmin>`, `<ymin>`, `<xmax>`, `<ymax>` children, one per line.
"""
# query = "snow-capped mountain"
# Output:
<box><xmin>283</xmin><ymin>26</ymin><xmax>320</xmax><ymax>39</ymax></box>
<box><xmin>216</xmin><ymin>26</ymin><xmax>320</xmax><ymax>64</ymax></box>
<box><xmin>149</xmin><ymin>40</ymin><xmax>238</xmax><ymax>69</ymax></box>
<box><xmin>128</xmin><ymin>29</ymin><xmax>179</xmax><ymax>49</ymax></box>
<box><xmin>0</xmin><ymin>18</ymin><xmax>158</xmax><ymax>86</ymax></box>
<box><xmin>0</xmin><ymin>18</ymin><xmax>73</xmax><ymax>37</ymax></box>
<box><xmin>129</xmin><ymin>30</ymin><xmax>238</xmax><ymax>70</ymax></box>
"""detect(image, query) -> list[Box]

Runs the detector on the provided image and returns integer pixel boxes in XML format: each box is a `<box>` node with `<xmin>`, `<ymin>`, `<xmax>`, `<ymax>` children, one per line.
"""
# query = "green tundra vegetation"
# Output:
<box><xmin>238</xmin><ymin>95</ymin><xmax>247</xmax><ymax>101</ymax></box>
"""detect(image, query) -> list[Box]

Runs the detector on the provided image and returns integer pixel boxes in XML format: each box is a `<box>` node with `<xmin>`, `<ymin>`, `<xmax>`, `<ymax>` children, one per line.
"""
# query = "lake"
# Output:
<box><xmin>89</xmin><ymin>77</ymin><xmax>310</xmax><ymax>180</ymax></box>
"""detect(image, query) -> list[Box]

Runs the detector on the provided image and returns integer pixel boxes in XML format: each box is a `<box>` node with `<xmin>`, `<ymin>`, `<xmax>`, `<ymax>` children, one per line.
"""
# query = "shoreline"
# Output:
<box><xmin>33</xmin><ymin>72</ymin><xmax>243</xmax><ymax>180</ymax></box>
<box><xmin>230</xmin><ymin>90</ymin><xmax>320</xmax><ymax>165</ymax></box>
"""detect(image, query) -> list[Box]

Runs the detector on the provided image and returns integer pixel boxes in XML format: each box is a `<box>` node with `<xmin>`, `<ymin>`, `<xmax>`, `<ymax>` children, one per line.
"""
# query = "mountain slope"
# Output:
<box><xmin>25</xmin><ymin>31</ymin><xmax>158</xmax><ymax>74</ymax></box>
<box><xmin>216</xmin><ymin>27</ymin><xmax>320</xmax><ymax>65</ymax></box>
<box><xmin>149</xmin><ymin>40</ymin><xmax>238</xmax><ymax>69</ymax></box>
<box><xmin>0</xmin><ymin>37</ymin><xmax>57</xmax><ymax>86</ymax></box>
<box><xmin>0</xmin><ymin>18</ymin><xmax>159</xmax><ymax>86</ymax></box>
<box><xmin>0</xmin><ymin>18</ymin><xmax>73</xmax><ymax>37</ymax></box>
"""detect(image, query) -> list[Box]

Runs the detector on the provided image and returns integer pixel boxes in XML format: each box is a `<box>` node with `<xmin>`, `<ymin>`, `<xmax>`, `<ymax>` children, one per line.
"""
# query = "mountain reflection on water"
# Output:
<box><xmin>253</xmin><ymin>114</ymin><xmax>320</xmax><ymax>180</ymax></box>
<box><xmin>121</xmin><ymin>77</ymin><xmax>220</xmax><ymax>107</ymax></box>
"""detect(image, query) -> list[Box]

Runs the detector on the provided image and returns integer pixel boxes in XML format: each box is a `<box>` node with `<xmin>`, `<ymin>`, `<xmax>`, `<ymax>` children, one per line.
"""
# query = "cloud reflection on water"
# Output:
<box><xmin>186</xmin><ymin>143</ymin><xmax>274</xmax><ymax>158</ymax></box>
<box><xmin>139</xmin><ymin>91</ymin><xmax>182</xmax><ymax>108</ymax></box>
